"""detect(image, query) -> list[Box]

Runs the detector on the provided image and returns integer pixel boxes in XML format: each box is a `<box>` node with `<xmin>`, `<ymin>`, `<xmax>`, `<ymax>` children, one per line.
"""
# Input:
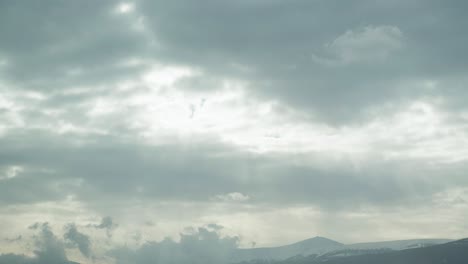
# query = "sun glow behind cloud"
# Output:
<box><xmin>78</xmin><ymin>66</ymin><xmax>468</xmax><ymax>164</ymax></box>
<box><xmin>115</xmin><ymin>2</ymin><xmax>135</xmax><ymax>14</ymax></box>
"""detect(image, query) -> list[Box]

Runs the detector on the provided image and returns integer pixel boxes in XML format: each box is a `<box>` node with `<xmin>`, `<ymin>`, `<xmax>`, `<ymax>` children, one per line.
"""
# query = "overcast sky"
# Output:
<box><xmin>1</xmin><ymin>0</ymin><xmax>468</xmax><ymax>263</ymax></box>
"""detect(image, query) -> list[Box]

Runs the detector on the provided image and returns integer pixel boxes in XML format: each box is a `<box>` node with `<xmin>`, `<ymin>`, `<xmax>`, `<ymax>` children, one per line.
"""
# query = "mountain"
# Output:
<box><xmin>231</xmin><ymin>237</ymin><xmax>343</xmax><ymax>262</ymax></box>
<box><xmin>278</xmin><ymin>238</ymin><xmax>468</xmax><ymax>264</ymax></box>
<box><xmin>346</xmin><ymin>238</ymin><xmax>453</xmax><ymax>251</ymax></box>
<box><xmin>231</xmin><ymin>236</ymin><xmax>452</xmax><ymax>262</ymax></box>
<box><xmin>0</xmin><ymin>253</ymin><xmax>80</xmax><ymax>264</ymax></box>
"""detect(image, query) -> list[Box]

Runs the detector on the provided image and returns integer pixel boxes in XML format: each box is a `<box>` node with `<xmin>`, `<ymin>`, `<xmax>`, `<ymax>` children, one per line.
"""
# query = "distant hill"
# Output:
<box><xmin>231</xmin><ymin>236</ymin><xmax>452</xmax><ymax>262</ymax></box>
<box><xmin>231</xmin><ymin>237</ymin><xmax>343</xmax><ymax>262</ymax></box>
<box><xmin>0</xmin><ymin>253</ymin><xmax>79</xmax><ymax>264</ymax></box>
<box><xmin>276</xmin><ymin>238</ymin><xmax>468</xmax><ymax>264</ymax></box>
<box><xmin>345</xmin><ymin>238</ymin><xmax>453</xmax><ymax>251</ymax></box>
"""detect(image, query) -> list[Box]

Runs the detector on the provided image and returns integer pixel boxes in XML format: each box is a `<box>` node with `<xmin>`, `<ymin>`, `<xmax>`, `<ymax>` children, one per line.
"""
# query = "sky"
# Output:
<box><xmin>1</xmin><ymin>0</ymin><xmax>468</xmax><ymax>263</ymax></box>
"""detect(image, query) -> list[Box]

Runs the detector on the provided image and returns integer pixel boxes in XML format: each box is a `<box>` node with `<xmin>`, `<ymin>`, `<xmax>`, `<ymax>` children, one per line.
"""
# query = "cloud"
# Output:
<box><xmin>63</xmin><ymin>224</ymin><xmax>91</xmax><ymax>258</ymax></box>
<box><xmin>4</xmin><ymin>235</ymin><xmax>22</xmax><ymax>243</ymax></box>
<box><xmin>110</xmin><ymin>224</ymin><xmax>239</xmax><ymax>264</ymax></box>
<box><xmin>0</xmin><ymin>222</ymin><xmax>85</xmax><ymax>264</ymax></box>
<box><xmin>0</xmin><ymin>0</ymin><xmax>151</xmax><ymax>91</ymax></box>
<box><xmin>95</xmin><ymin>216</ymin><xmax>115</xmax><ymax>229</ymax></box>
<box><xmin>115</xmin><ymin>2</ymin><xmax>135</xmax><ymax>14</ymax></box>
<box><xmin>206</xmin><ymin>224</ymin><xmax>224</xmax><ymax>231</ymax></box>
<box><xmin>312</xmin><ymin>25</ymin><xmax>403</xmax><ymax>66</ymax></box>
<box><xmin>0</xmin><ymin>118</ymin><xmax>467</xmax><ymax>211</ymax></box>
<box><xmin>0</xmin><ymin>165</ymin><xmax>23</xmax><ymax>180</ymax></box>
<box><xmin>135</xmin><ymin>0</ymin><xmax>468</xmax><ymax>123</ymax></box>
<box><xmin>29</xmin><ymin>223</ymin><xmax>68</xmax><ymax>263</ymax></box>
<box><xmin>1</xmin><ymin>0</ymin><xmax>468</xmax><ymax>255</ymax></box>
<box><xmin>0</xmin><ymin>0</ymin><xmax>466</xmax><ymax>125</ymax></box>
<box><xmin>214</xmin><ymin>192</ymin><xmax>251</xmax><ymax>203</ymax></box>
<box><xmin>91</xmin><ymin>216</ymin><xmax>118</xmax><ymax>238</ymax></box>
<box><xmin>0</xmin><ymin>223</ymin><xmax>75</xmax><ymax>264</ymax></box>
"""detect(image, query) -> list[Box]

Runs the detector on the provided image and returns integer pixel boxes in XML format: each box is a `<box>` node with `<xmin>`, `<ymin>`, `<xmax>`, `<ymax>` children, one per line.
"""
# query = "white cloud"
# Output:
<box><xmin>0</xmin><ymin>166</ymin><xmax>23</xmax><ymax>181</ymax></box>
<box><xmin>214</xmin><ymin>192</ymin><xmax>250</xmax><ymax>202</ymax></box>
<box><xmin>313</xmin><ymin>25</ymin><xmax>403</xmax><ymax>66</ymax></box>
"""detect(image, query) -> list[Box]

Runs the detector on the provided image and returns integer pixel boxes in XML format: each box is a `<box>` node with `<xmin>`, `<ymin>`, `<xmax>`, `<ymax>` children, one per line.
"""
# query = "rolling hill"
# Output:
<box><xmin>277</xmin><ymin>238</ymin><xmax>468</xmax><ymax>264</ymax></box>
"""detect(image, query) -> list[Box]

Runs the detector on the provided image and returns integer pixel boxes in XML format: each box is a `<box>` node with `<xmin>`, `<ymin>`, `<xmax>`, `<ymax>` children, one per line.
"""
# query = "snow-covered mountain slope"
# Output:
<box><xmin>231</xmin><ymin>237</ymin><xmax>343</xmax><ymax>262</ymax></box>
<box><xmin>287</xmin><ymin>238</ymin><xmax>468</xmax><ymax>264</ymax></box>
<box><xmin>345</xmin><ymin>238</ymin><xmax>453</xmax><ymax>250</ymax></box>
<box><xmin>231</xmin><ymin>237</ymin><xmax>452</xmax><ymax>262</ymax></box>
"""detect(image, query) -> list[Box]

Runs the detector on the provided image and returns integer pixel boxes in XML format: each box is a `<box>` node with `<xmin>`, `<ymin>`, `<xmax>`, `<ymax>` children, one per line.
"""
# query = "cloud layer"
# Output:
<box><xmin>1</xmin><ymin>0</ymin><xmax>468</xmax><ymax>263</ymax></box>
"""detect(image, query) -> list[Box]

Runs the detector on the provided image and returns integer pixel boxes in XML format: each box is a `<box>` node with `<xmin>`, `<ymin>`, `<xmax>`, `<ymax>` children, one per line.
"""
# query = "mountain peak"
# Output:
<box><xmin>312</xmin><ymin>236</ymin><xmax>332</xmax><ymax>240</ymax></box>
<box><xmin>287</xmin><ymin>236</ymin><xmax>343</xmax><ymax>251</ymax></box>
<box><xmin>297</xmin><ymin>236</ymin><xmax>343</xmax><ymax>245</ymax></box>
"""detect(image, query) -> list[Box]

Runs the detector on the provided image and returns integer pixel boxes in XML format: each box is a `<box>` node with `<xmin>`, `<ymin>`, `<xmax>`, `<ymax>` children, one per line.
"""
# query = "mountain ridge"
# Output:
<box><xmin>231</xmin><ymin>236</ymin><xmax>453</xmax><ymax>262</ymax></box>
<box><xmin>289</xmin><ymin>238</ymin><xmax>468</xmax><ymax>264</ymax></box>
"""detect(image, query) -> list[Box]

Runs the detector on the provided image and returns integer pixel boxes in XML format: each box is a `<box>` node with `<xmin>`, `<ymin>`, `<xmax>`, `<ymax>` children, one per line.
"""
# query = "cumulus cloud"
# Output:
<box><xmin>1</xmin><ymin>221</ymin><xmax>242</xmax><ymax>264</ymax></box>
<box><xmin>29</xmin><ymin>223</ymin><xmax>68</xmax><ymax>263</ymax></box>
<box><xmin>90</xmin><ymin>216</ymin><xmax>118</xmax><ymax>238</ymax></box>
<box><xmin>0</xmin><ymin>223</ymin><xmax>74</xmax><ymax>264</ymax></box>
<box><xmin>110</xmin><ymin>224</ymin><xmax>239</xmax><ymax>264</ymax></box>
<box><xmin>63</xmin><ymin>224</ymin><xmax>91</xmax><ymax>258</ymax></box>
<box><xmin>0</xmin><ymin>222</ymin><xmax>79</xmax><ymax>264</ymax></box>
